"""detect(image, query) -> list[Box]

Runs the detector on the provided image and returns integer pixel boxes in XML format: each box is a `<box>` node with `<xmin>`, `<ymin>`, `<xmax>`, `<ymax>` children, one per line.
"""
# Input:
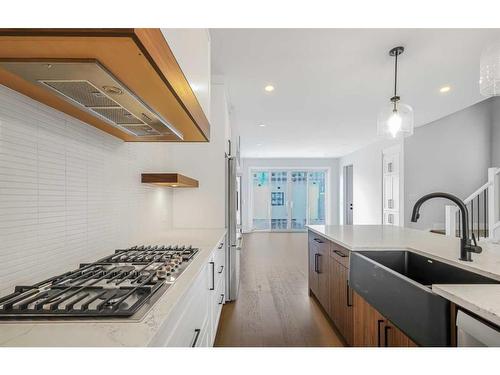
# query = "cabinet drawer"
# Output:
<box><xmin>214</xmin><ymin>242</ymin><xmax>225</xmax><ymax>285</ymax></box>
<box><xmin>162</xmin><ymin>267</ymin><xmax>210</xmax><ymax>347</ymax></box>
<box><xmin>330</xmin><ymin>243</ymin><xmax>350</xmax><ymax>267</ymax></box>
<box><xmin>208</xmin><ymin>245</ymin><xmax>225</xmax><ymax>293</ymax></box>
<box><xmin>308</xmin><ymin>232</ymin><xmax>330</xmax><ymax>254</ymax></box>
<box><xmin>210</xmin><ymin>275</ymin><xmax>225</xmax><ymax>343</ymax></box>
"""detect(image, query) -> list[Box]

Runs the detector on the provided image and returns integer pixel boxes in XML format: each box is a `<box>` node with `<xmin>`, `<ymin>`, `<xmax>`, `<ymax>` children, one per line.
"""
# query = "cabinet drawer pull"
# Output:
<box><xmin>218</xmin><ymin>242</ymin><xmax>224</xmax><ymax>249</ymax></box>
<box><xmin>384</xmin><ymin>325</ymin><xmax>391</xmax><ymax>347</ymax></box>
<box><xmin>313</xmin><ymin>238</ymin><xmax>324</xmax><ymax>243</ymax></box>
<box><xmin>346</xmin><ymin>282</ymin><xmax>352</xmax><ymax>307</ymax></box>
<box><xmin>191</xmin><ymin>328</ymin><xmax>201</xmax><ymax>347</ymax></box>
<box><xmin>218</xmin><ymin>293</ymin><xmax>225</xmax><ymax>305</ymax></box>
<box><xmin>333</xmin><ymin>249</ymin><xmax>348</xmax><ymax>258</ymax></box>
<box><xmin>218</xmin><ymin>265</ymin><xmax>224</xmax><ymax>274</ymax></box>
<box><xmin>314</xmin><ymin>253</ymin><xmax>319</xmax><ymax>273</ymax></box>
<box><xmin>209</xmin><ymin>262</ymin><xmax>215</xmax><ymax>290</ymax></box>
<box><xmin>377</xmin><ymin>320</ymin><xmax>384</xmax><ymax>347</ymax></box>
<box><xmin>316</xmin><ymin>253</ymin><xmax>322</xmax><ymax>274</ymax></box>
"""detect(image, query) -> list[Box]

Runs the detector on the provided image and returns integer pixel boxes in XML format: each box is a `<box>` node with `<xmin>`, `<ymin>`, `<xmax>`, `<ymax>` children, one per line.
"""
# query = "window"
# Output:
<box><xmin>251</xmin><ymin>169</ymin><xmax>327</xmax><ymax>231</ymax></box>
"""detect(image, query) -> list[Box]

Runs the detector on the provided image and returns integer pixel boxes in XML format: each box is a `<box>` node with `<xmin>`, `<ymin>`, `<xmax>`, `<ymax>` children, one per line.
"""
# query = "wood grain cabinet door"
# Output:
<box><xmin>330</xmin><ymin>259</ymin><xmax>353</xmax><ymax>345</ymax></box>
<box><xmin>384</xmin><ymin>321</ymin><xmax>418</xmax><ymax>347</ymax></box>
<box><xmin>316</xmin><ymin>244</ymin><xmax>330</xmax><ymax>310</ymax></box>
<box><xmin>353</xmin><ymin>292</ymin><xmax>418</xmax><ymax>347</ymax></box>
<box><xmin>308</xmin><ymin>243</ymin><xmax>319</xmax><ymax>296</ymax></box>
<box><xmin>353</xmin><ymin>291</ymin><xmax>385</xmax><ymax>347</ymax></box>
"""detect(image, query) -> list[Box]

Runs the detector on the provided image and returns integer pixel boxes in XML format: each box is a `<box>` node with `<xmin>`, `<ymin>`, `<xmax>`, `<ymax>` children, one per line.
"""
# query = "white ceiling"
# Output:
<box><xmin>210</xmin><ymin>29</ymin><xmax>500</xmax><ymax>158</ymax></box>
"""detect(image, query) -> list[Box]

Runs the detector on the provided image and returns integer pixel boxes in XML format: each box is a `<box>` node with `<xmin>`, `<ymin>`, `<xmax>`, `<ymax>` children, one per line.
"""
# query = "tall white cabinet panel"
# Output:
<box><xmin>160</xmin><ymin>28</ymin><xmax>211</xmax><ymax>120</ymax></box>
<box><xmin>382</xmin><ymin>145</ymin><xmax>403</xmax><ymax>226</ymax></box>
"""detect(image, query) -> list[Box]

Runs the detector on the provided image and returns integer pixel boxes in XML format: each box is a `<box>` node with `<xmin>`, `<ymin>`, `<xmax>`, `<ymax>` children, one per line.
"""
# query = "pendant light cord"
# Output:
<box><xmin>394</xmin><ymin>52</ymin><xmax>398</xmax><ymax>98</ymax></box>
<box><xmin>392</xmin><ymin>52</ymin><xmax>398</xmax><ymax>112</ymax></box>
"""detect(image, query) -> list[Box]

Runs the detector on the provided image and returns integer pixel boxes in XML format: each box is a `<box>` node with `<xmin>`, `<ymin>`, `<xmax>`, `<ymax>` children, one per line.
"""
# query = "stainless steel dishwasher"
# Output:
<box><xmin>457</xmin><ymin>310</ymin><xmax>500</xmax><ymax>346</ymax></box>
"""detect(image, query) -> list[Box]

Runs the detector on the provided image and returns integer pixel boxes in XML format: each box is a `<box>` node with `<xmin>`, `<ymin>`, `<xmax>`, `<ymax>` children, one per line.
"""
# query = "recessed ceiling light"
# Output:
<box><xmin>258</xmin><ymin>124</ymin><xmax>266</xmax><ymax>127</ymax></box>
<box><xmin>440</xmin><ymin>85</ymin><xmax>451</xmax><ymax>93</ymax></box>
<box><xmin>264</xmin><ymin>85</ymin><xmax>275</xmax><ymax>92</ymax></box>
<box><xmin>256</xmin><ymin>143</ymin><xmax>262</xmax><ymax>146</ymax></box>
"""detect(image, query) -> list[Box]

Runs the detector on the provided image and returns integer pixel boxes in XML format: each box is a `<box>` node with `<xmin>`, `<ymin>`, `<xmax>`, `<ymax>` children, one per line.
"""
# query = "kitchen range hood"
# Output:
<box><xmin>0</xmin><ymin>59</ymin><xmax>183</xmax><ymax>139</ymax></box>
<box><xmin>0</xmin><ymin>29</ymin><xmax>210</xmax><ymax>142</ymax></box>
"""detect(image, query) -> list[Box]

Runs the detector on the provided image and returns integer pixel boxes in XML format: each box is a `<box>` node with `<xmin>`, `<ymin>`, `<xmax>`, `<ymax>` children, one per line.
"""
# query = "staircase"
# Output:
<box><xmin>445</xmin><ymin>167</ymin><xmax>500</xmax><ymax>242</ymax></box>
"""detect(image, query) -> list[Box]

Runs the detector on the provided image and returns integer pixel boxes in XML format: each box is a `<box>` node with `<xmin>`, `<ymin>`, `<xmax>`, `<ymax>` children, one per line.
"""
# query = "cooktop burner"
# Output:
<box><xmin>0</xmin><ymin>245</ymin><xmax>198</xmax><ymax>319</ymax></box>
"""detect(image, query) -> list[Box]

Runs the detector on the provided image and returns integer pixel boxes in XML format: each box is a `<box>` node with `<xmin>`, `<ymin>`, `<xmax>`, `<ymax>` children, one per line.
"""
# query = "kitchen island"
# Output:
<box><xmin>0</xmin><ymin>228</ymin><xmax>226</xmax><ymax>347</ymax></box>
<box><xmin>307</xmin><ymin>225</ymin><xmax>500</xmax><ymax>346</ymax></box>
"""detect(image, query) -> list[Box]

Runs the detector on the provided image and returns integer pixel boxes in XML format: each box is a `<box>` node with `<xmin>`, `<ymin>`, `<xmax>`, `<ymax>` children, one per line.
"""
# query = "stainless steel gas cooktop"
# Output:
<box><xmin>0</xmin><ymin>245</ymin><xmax>198</xmax><ymax>319</ymax></box>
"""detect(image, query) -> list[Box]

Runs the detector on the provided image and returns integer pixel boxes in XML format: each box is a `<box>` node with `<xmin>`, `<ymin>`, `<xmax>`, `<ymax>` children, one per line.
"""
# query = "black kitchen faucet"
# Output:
<box><xmin>411</xmin><ymin>192</ymin><xmax>482</xmax><ymax>262</ymax></box>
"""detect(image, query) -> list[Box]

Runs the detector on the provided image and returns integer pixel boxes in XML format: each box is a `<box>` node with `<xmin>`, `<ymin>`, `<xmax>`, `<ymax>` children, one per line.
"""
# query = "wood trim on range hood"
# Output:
<box><xmin>141</xmin><ymin>173</ymin><xmax>199</xmax><ymax>188</ymax></box>
<box><xmin>0</xmin><ymin>28</ymin><xmax>210</xmax><ymax>142</ymax></box>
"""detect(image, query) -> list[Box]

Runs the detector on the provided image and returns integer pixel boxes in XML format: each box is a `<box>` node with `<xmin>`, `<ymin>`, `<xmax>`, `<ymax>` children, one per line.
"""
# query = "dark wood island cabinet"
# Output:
<box><xmin>308</xmin><ymin>229</ymin><xmax>417</xmax><ymax>347</ymax></box>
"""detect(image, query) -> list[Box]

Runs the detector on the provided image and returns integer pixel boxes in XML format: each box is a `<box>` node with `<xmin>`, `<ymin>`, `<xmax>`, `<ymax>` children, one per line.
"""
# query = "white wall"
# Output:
<box><xmin>338</xmin><ymin>139</ymin><xmax>402</xmax><ymax>225</ymax></box>
<box><xmin>241</xmin><ymin>158</ymin><xmax>339</xmax><ymax>232</ymax></box>
<box><xmin>167</xmin><ymin>82</ymin><xmax>227</xmax><ymax>229</ymax></box>
<box><xmin>405</xmin><ymin>99</ymin><xmax>492</xmax><ymax>230</ymax></box>
<box><xmin>0</xmin><ymin>85</ymin><xmax>173</xmax><ymax>297</ymax></box>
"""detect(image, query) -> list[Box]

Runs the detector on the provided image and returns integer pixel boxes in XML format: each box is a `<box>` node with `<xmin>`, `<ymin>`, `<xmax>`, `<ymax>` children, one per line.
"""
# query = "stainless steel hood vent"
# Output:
<box><xmin>0</xmin><ymin>60</ymin><xmax>183</xmax><ymax>140</ymax></box>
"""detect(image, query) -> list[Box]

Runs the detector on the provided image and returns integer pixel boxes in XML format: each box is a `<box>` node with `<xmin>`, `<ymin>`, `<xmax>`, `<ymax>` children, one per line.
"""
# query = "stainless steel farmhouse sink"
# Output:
<box><xmin>350</xmin><ymin>250</ymin><xmax>499</xmax><ymax>346</ymax></box>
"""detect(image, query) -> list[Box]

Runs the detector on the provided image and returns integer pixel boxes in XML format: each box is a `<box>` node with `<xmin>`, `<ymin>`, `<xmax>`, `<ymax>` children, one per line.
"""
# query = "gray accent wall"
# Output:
<box><xmin>491</xmin><ymin>97</ymin><xmax>500</xmax><ymax>168</ymax></box>
<box><xmin>404</xmin><ymin>99</ymin><xmax>493</xmax><ymax>230</ymax></box>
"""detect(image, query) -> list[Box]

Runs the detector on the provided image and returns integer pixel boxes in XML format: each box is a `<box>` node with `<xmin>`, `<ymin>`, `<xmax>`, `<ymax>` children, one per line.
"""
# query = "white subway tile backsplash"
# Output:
<box><xmin>0</xmin><ymin>84</ymin><xmax>173</xmax><ymax>297</ymax></box>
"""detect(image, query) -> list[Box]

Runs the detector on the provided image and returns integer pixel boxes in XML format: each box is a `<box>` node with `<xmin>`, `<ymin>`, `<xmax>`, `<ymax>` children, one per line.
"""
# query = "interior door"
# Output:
<box><xmin>344</xmin><ymin>165</ymin><xmax>354</xmax><ymax>225</ymax></box>
<box><xmin>308</xmin><ymin>171</ymin><xmax>326</xmax><ymax>225</ymax></box>
<box><xmin>251</xmin><ymin>171</ymin><xmax>270</xmax><ymax>230</ymax></box>
<box><xmin>290</xmin><ymin>171</ymin><xmax>307</xmax><ymax>229</ymax></box>
<box><xmin>270</xmin><ymin>171</ymin><xmax>288</xmax><ymax>230</ymax></box>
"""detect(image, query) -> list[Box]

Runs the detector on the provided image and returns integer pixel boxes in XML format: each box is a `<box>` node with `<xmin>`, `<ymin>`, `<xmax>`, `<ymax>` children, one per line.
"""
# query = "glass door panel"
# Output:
<box><xmin>290</xmin><ymin>171</ymin><xmax>308</xmax><ymax>229</ymax></box>
<box><xmin>252</xmin><ymin>171</ymin><xmax>270</xmax><ymax>230</ymax></box>
<box><xmin>251</xmin><ymin>169</ymin><xmax>327</xmax><ymax>231</ymax></box>
<box><xmin>270</xmin><ymin>171</ymin><xmax>288</xmax><ymax>230</ymax></box>
<box><xmin>308</xmin><ymin>171</ymin><xmax>326</xmax><ymax>225</ymax></box>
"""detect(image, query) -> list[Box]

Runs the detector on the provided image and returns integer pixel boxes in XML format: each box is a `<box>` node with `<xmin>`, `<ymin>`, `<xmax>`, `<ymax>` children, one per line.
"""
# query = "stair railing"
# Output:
<box><xmin>445</xmin><ymin>167</ymin><xmax>500</xmax><ymax>241</ymax></box>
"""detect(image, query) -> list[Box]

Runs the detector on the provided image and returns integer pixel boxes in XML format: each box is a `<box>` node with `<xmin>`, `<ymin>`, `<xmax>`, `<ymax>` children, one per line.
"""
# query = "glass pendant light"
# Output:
<box><xmin>377</xmin><ymin>46</ymin><xmax>414</xmax><ymax>139</ymax></box>
<box><xmin>480</xmin><ymin>43</ymin><xmax>500</xmax><ymax>97</ymax></box>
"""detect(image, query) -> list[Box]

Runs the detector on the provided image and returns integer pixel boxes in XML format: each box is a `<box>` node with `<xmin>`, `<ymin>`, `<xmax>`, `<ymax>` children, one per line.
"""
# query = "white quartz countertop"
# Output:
<box><xmin>432</xmin><ymin>285</ymin><xmax>500</xmax><ymax>327</ymax></box>
<box><xmin>0</xmin><ymin>228</ymin><xmax>226</xmax><ymax>347</ymax></box>
<box><xmin>307</xmin><ymin>225</ymin><xmax>500</xmax><ymax>326</ymax></box>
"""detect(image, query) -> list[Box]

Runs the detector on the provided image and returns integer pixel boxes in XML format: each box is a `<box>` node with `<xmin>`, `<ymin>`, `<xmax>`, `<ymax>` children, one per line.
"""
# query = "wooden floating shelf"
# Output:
<box><xmin>141</xmin><ymin>173</ymin><xmax>199</xmax><ymax>188</ymax></box>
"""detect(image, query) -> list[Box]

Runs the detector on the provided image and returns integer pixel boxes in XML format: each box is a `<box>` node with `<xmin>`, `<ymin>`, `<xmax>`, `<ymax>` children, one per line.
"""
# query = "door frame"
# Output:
<box><xmin>248</xmin><ymin>167</ymin><xmax>330</xmax><ymax>232</ymax></box>
<box><xmin>382</xmin><ymin>144</ymin><xmax>404</xmax><ymax>226</ymax></box>
<box><xmin>343</xmin><ymin>164</ymin><xmax>353</xmax><ymax>225</ymax></box>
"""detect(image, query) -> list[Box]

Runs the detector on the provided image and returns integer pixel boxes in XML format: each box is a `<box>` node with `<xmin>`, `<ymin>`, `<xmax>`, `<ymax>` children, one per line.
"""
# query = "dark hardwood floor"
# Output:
<box><xmin>214</xmin><ymin>232</ymin><xmax>344</xmax><ymax>347</ymax></box>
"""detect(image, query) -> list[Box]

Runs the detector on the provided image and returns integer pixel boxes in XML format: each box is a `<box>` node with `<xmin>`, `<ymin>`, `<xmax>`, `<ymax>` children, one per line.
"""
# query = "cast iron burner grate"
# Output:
<box><xmin>0</xmin><ymin>245</ymin><xmax>198</xmax><ymax>318</ymax></box>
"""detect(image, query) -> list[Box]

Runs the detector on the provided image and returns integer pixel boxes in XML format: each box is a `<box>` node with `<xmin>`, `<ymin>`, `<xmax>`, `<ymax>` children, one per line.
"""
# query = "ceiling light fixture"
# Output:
<box><xmin>377</xmin><ymin>46</ymin><xmax>414</xmax><ymax>139</ymax></box>
<box><xmin>258</xmin><ymin>124</ymin><xmax>266</xmax><ymax>127</ymax></box>
<box><xmin>480</xmin><ymin>43</ymin><xmax>500</xmax><ymax>97</ymax></box>
<box><xmin>264</xmin><ymin>85</ymin><xmax>275</xmax><ymax>92</ymax></box>
<box><xmin>440</xmin><ymin>86</ymin><xmax>451</xmax><ymax>93</ymax></box>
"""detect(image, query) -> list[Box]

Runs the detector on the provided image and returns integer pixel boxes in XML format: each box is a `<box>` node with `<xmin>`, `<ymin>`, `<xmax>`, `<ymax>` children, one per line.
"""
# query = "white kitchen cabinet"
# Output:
<box><xmin>152</xmin><ymin>239</ymin><xmax>226</xmax><ymax>347</ymax></box>
<box><xmin>383</xmin><ymin>174</ymin><xmax>400</xmax><ymax>211</ymax></box>
<box><xmin>383</xmin><ymin>211</ymin><xmax>400</xmax><ymax>225</ymax></box>
<box><xmin>160</xmin><ymin>28</ymin><xmax>211</xmax><ymax>121</ymax></box>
